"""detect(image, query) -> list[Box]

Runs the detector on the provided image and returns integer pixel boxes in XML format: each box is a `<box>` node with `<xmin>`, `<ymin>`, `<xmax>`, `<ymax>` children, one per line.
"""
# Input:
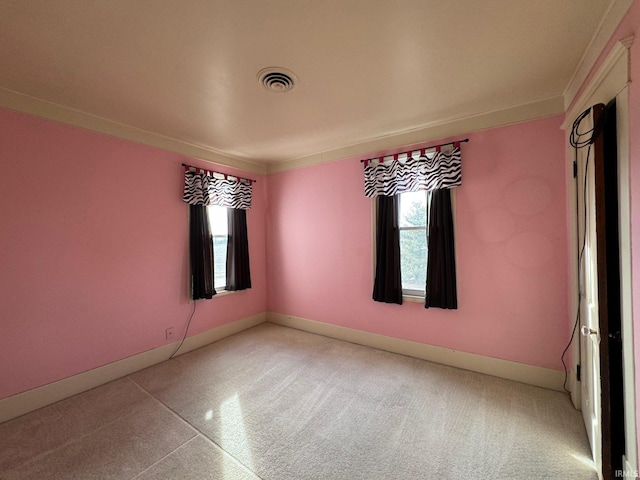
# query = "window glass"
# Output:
<box><xmin>398</xmin><ymin>191</ymin><xmax>428</xmax><ymax>295</ymax></box>
<box><xmin>208</xmin><ymin>205</ymin><xmax>228</xmax><ymax>291</ymax></box>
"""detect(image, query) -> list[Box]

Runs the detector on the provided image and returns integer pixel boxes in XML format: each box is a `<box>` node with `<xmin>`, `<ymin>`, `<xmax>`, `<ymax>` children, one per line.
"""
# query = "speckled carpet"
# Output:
<box><xmin>1</xmin><ymin>323</ymin><xmax>596</xmax><ymax>479</ymax></box>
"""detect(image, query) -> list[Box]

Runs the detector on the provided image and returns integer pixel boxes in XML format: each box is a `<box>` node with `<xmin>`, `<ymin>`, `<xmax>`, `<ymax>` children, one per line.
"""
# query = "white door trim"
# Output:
<box><xmin>562</xmin><ymin>36</ymin><xmax>636</xmax><ymax>473</ymax></box>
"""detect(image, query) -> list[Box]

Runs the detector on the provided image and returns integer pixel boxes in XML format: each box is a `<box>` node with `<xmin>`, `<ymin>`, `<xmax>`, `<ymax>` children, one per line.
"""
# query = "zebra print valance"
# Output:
<box><xmin>363</xmin><ymin>145</ymin><xmax>462</xmax><ymax>197</ymax></box>
<box><xmin>183</xmin><ymin>170</ymin><xmax>252</xmax><ymax>210</ymax></box>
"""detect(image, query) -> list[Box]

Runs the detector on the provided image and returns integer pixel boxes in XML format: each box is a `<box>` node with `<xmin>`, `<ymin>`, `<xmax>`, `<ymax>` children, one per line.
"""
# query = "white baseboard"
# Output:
<box><xmin>623</xmin><ymin>456</ymin><xmax>639</xmax><ymax>480</ymax></box>
<box><xmin>1</xmin><ymin>311</ymin><xmax>565</xmax><ymax>424</ymax></box>
<box><xmin>267</xmin><ymin>312</ymin><xmax>565</xmax><ymax>391</ymax></box>
<box><xmin>0</xmin><ymin>312</ymin><xmax>266</xmax><ymax>423</ymax></box>
<box><xmin>170</xmin><ymin>312</ymin><xmax>266</xmax><ymax>357</ymax></box>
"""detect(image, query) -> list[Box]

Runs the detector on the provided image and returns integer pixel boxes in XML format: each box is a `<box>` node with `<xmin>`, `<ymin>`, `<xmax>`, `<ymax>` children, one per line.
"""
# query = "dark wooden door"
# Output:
<box><xmin>592</xmin><ymin>100</ymin><xmax>625</xmax><ymax>480</ymax></box>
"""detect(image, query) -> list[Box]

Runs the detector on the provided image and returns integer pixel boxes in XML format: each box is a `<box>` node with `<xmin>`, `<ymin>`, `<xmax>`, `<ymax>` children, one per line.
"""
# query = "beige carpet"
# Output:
<box><xmin>132</xmin><ymin>323</ymin><xmax>596</xmax><ymax>479</ymax></box>
<box><xmin>1</xmin><ymin>323</ymin><xmax>597</xmax><ymax>479</ymax></box>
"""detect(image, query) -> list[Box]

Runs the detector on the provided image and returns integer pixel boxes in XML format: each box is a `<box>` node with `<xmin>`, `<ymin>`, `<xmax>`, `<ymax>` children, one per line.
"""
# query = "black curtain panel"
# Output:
<box><xmin>189</xmin><ymin>204</ymin><xmax>216</xmax><ymax>300</ymax></box>
<box><xmin>425</xmin><ymin>188</ymin><xmax>457</xmax><ymax>309</ymax></box>
<box><xmin>226</xmin><ymin>208</ymin><xmax>252</xmax><ymax>291</ymax></box>
<box><xmin>373</xmin><ymin>195</ymin><xmax>403</xmax><ymax>304</ymax></box>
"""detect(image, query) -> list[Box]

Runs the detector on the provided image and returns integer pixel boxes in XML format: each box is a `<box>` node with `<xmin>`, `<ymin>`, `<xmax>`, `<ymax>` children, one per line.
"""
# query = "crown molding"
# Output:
<box><xmin>563</xmin><ymin>0</ymin><xmax>634</xmax><ymax>111</ymax></box>
<box><xmin>0</xmin><ymin>87</ymin><xmax>268</xmax><ymax>176</ymax></box>
<box><xmin>267</xmin><ymin>95</ymin><xmax>564</xmax><ymax>174</ymax></box>
<box><xmin>562</xmin><ymin>36</ymin><xmax>633</xmax><ymax>129</ymax></box>
<box><xmin>0</xmin><ymin>84</ymin><xmax>562</xmax><ymax>177</ymax></box>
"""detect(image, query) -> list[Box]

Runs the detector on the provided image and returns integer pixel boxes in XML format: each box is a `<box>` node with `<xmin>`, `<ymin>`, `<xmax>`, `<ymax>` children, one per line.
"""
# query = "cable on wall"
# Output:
<box><xmin>560</xmin><ymin>105</ymin><xmax>606</xmax><ymax>394</ymax></box>
<box><xmin>169</xmin><ymin>300</ymin><xmax>197</xmax><ymax>359</ymax></box>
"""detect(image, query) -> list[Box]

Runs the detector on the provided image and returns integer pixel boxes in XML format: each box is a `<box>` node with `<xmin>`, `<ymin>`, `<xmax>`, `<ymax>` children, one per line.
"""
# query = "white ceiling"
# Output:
<box><xmin>0</xmin><ymin>1</ymin><xmax>625</xmax><ymax>171</ymax></box>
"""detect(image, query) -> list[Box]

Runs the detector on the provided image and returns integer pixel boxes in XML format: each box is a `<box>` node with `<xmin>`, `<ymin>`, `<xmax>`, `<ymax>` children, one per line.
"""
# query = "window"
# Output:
<box><xmin>398</xmin><ymin>190</ymin><xmax>430</xmax><ymax>297</ymax></box>
<box><xmin>207</xmin><ymin>205</ymin><xmax>228</xmax><ymax>292</ymax></box>
<box><xmin>368</xmin><ymin>144</ymin><xmax>460</xmax><ymax>307</ymax></box>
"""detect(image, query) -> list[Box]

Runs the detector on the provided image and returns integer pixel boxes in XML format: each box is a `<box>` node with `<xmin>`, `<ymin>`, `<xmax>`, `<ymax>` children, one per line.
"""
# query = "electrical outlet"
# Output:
<box><xmin>166</xmin><ymin>327</ymin><xmax>175</xmax><ymax>340</ymax></box>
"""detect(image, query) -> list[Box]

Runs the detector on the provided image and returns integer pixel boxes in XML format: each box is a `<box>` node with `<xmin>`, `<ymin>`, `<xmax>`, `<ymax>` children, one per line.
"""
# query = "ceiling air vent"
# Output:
<box><xmin>257</xmin><ymin>67</ymin><xmax>297</xmax><ymax>93</ymax></box>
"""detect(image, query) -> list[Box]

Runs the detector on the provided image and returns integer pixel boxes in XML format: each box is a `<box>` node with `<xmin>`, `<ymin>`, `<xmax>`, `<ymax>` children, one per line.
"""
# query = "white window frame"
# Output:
<box><xmin>207</xmin><ymin>205</ymin><xmax>228</xmax><ymax>293</ymax></box>
<box><xmin>371</xmin><ymin>189</ymin><xmax>456</xmax><ymax>302</ymax></box>
<box><xmin>398</xmin><ymin>190</ymin><xmax>431</xmax><ymax>298</ymax></box>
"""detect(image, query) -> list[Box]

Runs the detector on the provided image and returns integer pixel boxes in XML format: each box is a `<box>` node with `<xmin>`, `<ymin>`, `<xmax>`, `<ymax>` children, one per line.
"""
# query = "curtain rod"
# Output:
<box><xmin>360</xmin><ymin>138</ymin><xmax>469</xmax><ymax>164</ymax></box>
<box><xmin>181</xmin><ymin>163</ymin><xmax>257</xmax><ymax>184</ymax></box>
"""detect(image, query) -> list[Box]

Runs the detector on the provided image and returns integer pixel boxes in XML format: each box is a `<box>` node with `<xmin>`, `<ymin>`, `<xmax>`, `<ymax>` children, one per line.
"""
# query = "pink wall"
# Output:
<box><xmin>267</xmin><ymin>115</ymin><xmax>569</xmax><ymax>371</ymax></box>
<box><xmin>0</xmin><ymin>108</ymin><xmax>267</xmax><ymax>399</ymax></box>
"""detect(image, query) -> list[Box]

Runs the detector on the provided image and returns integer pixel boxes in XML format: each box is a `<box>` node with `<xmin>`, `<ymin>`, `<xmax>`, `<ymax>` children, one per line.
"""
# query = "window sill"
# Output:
<box><xmin>214</xmin><ymin>288</ymin><xmax>252</xmax><ymax>298</ymax></box>
<box><xmin>403</xmin><ymin>295</ymin><xmax>425</xmax><ymax>303</ymax></box>
<box><xmin>214</xmin><ymin>289</ymin><xmax>235</xmax><ymax>297</ymax></box>
<box><xmin>189</xmin><ymin>289</ymin><xmax>245</xmax><ymax>303</ymax></box>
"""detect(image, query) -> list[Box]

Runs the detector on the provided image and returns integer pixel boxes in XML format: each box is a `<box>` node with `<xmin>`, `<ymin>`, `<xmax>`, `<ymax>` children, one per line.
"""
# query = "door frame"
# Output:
<box><xmin>562</xmin><ymin>36</ymin><xmax>636</xmax><ymax>475</ymax></box>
